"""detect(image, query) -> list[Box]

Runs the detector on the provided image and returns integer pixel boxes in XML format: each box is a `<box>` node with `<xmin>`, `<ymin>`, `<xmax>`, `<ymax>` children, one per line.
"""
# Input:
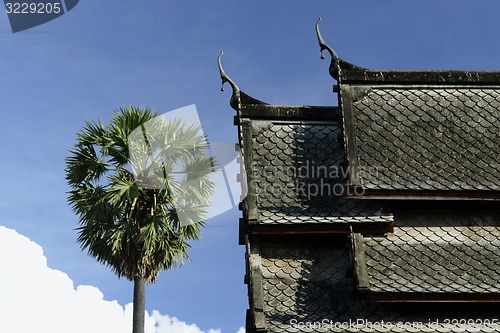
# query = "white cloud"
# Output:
<box><xmin>0</xmin><ymin>226</ymin><xmax>232</xmax><ymax>333</ymax></box>
<box><xmin>153</xmin><ymin>311</ymin><xmax>222</xmax><ymax>333</ymax></box>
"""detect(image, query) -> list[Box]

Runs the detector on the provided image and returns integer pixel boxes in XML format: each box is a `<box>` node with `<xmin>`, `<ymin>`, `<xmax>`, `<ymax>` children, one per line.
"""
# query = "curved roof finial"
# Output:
<box><xmin>218</xmin><ymin>51</ymin><xmax>241</xmax><ymax>106</ymax></box>
<box><xmin>218</xmin><ymin>51</ymin><xmax>268</xmax><ymax>109</ymax></box>
<box><xmin>316</xmin><ymin>18</ymin><xmax>340</xmax><ymax>80</ymax></box>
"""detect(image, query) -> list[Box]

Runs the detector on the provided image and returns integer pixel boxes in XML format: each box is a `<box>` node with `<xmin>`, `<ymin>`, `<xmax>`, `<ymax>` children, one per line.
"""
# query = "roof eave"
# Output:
<box><xmin>344</xmin><ymin>189</ymin><xmax>500</xmax><ymax>201</ymax></box>
<box><xmin>316</xmin><ymin>19</ymin><xmax>500</xmax><ymax>85</ymax></box>
<box><xmin>340</xmin><ymin>68</ymin><xmax>500</xmax><ymax>85</ymax></box>
<box><xmin>355</xmin><ymin>292</ymin><xmax>500</xmax><ymax>303</ymax></box>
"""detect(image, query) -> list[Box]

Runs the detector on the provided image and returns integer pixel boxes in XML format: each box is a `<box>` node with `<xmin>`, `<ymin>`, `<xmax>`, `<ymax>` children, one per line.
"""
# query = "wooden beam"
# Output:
<box><xmin>351</xmin><ymin>233</ymin><xmax>370</xmax><ymax>291</ymax></box>
<box><xmin>248</xmin><ymin>222</ymin><xmax>394</xmax><ymax>236</ymax></box>
<box><xmin>240</xmin><ymin>104</ymin><xmax>341</xmax><ymax>120</ymax></box>
<box><xmin>248</xmin><ymin>240</ymin><xmax>267</xmax><ymax>331</ymax></box>
<box><xmin>345</xmin><ymin>189</ymin><xmax>500</xmax><ymax>201</ymax></box>
<box><xmin>355</xmin><ymin>292</ymin><xmax>500</xmax><ymax>303</ymax></box>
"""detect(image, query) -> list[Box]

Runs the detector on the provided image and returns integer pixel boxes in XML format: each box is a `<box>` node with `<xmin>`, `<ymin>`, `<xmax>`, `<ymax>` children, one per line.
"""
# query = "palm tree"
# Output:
<box><xmin>65</xmin><ymin>106</ymin><xmax>215</xmax><ymax>333</ymax></box>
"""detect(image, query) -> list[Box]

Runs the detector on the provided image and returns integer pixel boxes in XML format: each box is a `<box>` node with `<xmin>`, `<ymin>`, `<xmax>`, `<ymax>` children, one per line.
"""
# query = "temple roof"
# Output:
<box><xmin>319</xmin><ymin>18</ymin><xmax>500</xmax><ymax>200</ymax></box>
<box><xmin>220</xmin><ymin>27</ymin><xmax>500</xmax><ymax>201</ymax></box>
<box><xmin>220</xmin><ymin>19</ymin><xmax>500</xmax><ymax>333</ymax></box>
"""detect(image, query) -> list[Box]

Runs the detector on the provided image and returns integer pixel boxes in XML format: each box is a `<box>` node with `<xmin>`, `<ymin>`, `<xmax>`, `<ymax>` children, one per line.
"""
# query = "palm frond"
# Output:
<box><xmin>65</xmin><ymin>106</ymin><xmax>216</xmax><ymax>284</ymax></box>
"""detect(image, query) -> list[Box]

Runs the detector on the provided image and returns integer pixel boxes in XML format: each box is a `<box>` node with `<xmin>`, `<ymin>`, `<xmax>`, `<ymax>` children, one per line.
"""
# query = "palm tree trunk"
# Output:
<box><xmin>132</xmin><ymin>277</ymin><xmax>146</xmax><ymax>333</ymax></box>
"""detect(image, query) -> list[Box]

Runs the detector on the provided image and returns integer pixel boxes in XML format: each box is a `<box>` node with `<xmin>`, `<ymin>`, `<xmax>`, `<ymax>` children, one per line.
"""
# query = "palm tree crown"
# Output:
<box><xmin>66</xmin><ymin>106</ymin><xmax>215</xmax><ymax>283</ymax></box>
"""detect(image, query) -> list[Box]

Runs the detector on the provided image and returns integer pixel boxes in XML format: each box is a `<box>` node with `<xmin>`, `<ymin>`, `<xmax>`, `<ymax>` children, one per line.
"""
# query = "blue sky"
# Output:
<box><xmin>1</xmin><ymin>1</ymin><xmax>500</xmax><ymax>332</ymax></box>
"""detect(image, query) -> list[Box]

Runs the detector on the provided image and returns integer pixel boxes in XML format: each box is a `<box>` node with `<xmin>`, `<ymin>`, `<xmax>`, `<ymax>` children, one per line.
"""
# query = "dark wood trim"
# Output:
<box><xmin>247</xmin><ymin>222</ymin><xmax>394</xmax><ymax>236</ymax></box>
<box><xmin>238</xmin><ymin>218</ymin><xmax>246</xmax><ymax>246</ymax></box>
<box><xmin>345</xmin><ymin>189</ymin><xmax>500</xmax><ymax>201</ymax></box>
<box><xmin>339</xmin><ymin>84</ymin><xmax>361</xmax><ymax>185</ymax></box>
<box><xmin>248</xmin><ymin>240</ymin><xmax>267</xmax><ymax>330</ymax></box>
<box><xmin>356</xmin><ymin>292</ymin><xmax>500</xmax><ymax>303</ymax></box>
<box><xmin>240</xmin><ymin>91</ymin><xmax>268</xmax><ymax>106</ymax></box>
<box><xmin>240</xmin><ymin>104</ymin><xmax>341</xmax><ymax>120</ymax></box>
<box><xmin>351</xmin><ymin>233</ymin><xmax>370</xmax><ymax>291</ymax></box>
<box><xmin>240</xmin><ymin>119</ymin><xmax>260</xmax><ymax>221</ymax></box>
<box><xmin>340</xmin><ymin>68</ymin><xmax>500</xmax><ymax>85</ymax></box>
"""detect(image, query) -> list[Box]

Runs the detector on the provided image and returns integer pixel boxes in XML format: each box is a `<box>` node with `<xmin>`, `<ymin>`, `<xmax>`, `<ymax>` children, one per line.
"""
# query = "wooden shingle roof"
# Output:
<box><xmin>221</xmin><ymin>20</ymin><xmax>500</xmax><ymax>333</ymax></box>
<box><xmin>315</xmin><ymin>19</ymin><xmax>500</xmax><ymax>199</ymax></box>
<box><xmin>340</xmin><ymin>79</ymin><xmax>500</xmax><ymax>196</ymax></box>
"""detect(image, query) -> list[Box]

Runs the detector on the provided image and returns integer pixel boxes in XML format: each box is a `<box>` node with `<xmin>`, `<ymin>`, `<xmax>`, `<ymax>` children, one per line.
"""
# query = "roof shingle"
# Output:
<box><xmin>257</xmin><ymin>241</ymin><xmax>500</xmax><ymax>332</ymax></box>
<box><xmin>360</xmin><ymin>209</ymin><xmax>500</xmax><ymax>295</ymax></box>
<box><xmin>245</xmin><ymin>119</ymin><xmax>392</xmax><ymax>224</ymax></box>
<box><xmin>342</xmin><ymin>86</ymin><xmax>500</xmax><ymax>192</ymax></box>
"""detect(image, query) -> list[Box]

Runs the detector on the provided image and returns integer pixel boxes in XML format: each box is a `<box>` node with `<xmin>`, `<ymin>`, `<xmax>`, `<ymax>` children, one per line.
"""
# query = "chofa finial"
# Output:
<box><xmin>315</xmin><ymin>18</ymin><xmax>340</xmax><ymax>80</ymax></box>
<box><xmin>218</xmin><ymin>51</ymin><xmax>240</xmax><ymax>94</ymax></box>
<box><xmin>218</xmin><ymin>51</ymin><xmax>241</xmax><ymax>110</ymax></box>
